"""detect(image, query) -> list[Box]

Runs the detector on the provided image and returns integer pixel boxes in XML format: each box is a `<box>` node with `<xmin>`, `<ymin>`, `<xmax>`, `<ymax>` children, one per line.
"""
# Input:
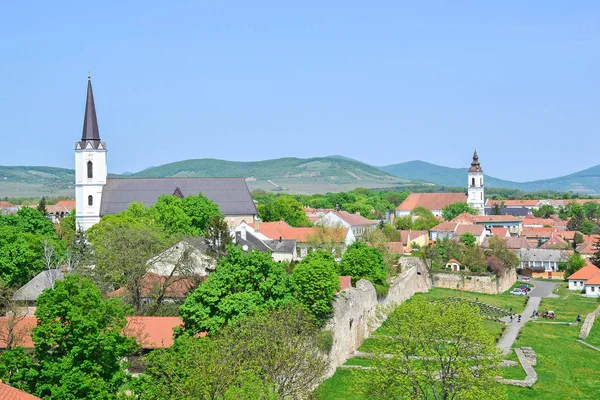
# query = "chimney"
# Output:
<box><xmin>279</xmin><ymin>236</ymin><xmax>282</xmax><ymax>242</ymax></box>
<box><xmin>241</xmin><ymin>225</ymin><xmax>247</xmax><ymax>240</ymax></box>
<box><xmin>255</xmin><ymin>218</ymin><xmax>261</xmax><ymax>232</ymax></box>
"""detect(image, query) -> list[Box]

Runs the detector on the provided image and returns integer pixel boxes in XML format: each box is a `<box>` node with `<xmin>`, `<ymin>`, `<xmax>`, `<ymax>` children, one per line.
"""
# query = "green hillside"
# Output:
<box><xmin>130</xmin><ymin>157</ymin><xmax>409</xmax><ymax>194</ymax></box>
<box><xmin>379</xmin><ymin>161</ymin><xmax>600</xmax><ymax>194</ymax></box>
<box><xmin>0</xmin><ymin>166</ymin><xmax>75</xmax><ymax>198</ymax></box>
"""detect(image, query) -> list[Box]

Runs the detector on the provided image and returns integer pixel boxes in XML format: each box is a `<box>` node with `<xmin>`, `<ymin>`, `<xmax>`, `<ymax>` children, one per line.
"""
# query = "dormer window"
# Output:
<box><xmin>87</xmin><ymin>161</ymin><xmax>93</xmax><ymax>179</ymax></box>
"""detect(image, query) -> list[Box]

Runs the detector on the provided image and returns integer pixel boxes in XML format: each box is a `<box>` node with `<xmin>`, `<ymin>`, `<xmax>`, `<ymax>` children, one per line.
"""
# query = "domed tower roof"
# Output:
<box><xmin>468</xmin><ymin>149</ymin><xmax>483</xmax><ymax>173</ymax></box>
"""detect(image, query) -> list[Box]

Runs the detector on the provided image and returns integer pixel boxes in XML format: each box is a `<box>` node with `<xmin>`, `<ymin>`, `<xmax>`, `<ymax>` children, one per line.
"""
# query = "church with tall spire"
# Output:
<box><xmin>73</xmin><ymin>77</ymin><xmax>257</xmax><ymax>231</ymax></box>
<box><xmin>467</xmin><ymin>149</ymin><xmax>485</xmax><ymax>215</ymax></box>
<box><xmin>75</xmin><ymin>76</ymin><xmax>107</xmax><ymax>231</ymax></box>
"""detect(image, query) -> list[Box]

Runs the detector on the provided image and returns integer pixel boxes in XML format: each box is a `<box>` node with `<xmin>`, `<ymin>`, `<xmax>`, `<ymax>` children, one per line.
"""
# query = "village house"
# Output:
<box><xmin>12</xmin><ymin>269</ymin><xmax>66</xmax><ymax>316</ymax></box>
<box><xmin>0</xmin><ymin>201</ymin><xmax>19</xmax><ymax>215</ymax></box>
<box><xmin>516</xmin><ymin>248</ymin><xmax>568</xmax><ymax>279</ymax></box>
<box><xmin>567</xmin><ymin>262</ymin><xmax>600</xmax><ymax>292</ymax></box>
<box><xmin>398</xmin><ymin>230</ymin><xmax>429</xmax><ymax>252</ymax></box>
<box><xmin>46</xmin><ymin>200</ymin><xmax>76</xmax><ymax>223</ymax></box>
<box><xmin>316</xmin><ymin>210</ymin><xmax>378</xmax><ymax>240</ymax></box>
<box><xmin>480</xmin><ymin>236</ymin><xmax>530</xmax><ymax>250</ymax></box>
<box><xmin>485</xmin><ymin>199</ymin><xmax>540</xmax><ymax>211</ymax></box>
<box><xmin>445</xmin><ymin>259</ymin><xmax>462</xmax><ymax>272</ymax></box>
<box><xmin>472</xmin><ymin>215</ymin><xmax>523</xmax><ymax>236</ymax></box>
<box><xmin>235</xmin><ymin>226</ymin><xmax>297</xmax><ymax>262</ymax></box>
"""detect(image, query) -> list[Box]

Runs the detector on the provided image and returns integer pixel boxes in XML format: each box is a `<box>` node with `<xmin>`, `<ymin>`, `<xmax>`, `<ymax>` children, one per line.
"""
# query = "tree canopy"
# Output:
<box><xmin>362</xmin><ymin>299</ymin><xmax>505</xmax><ymax>400</ymax></box>
<box><xmin>258</xmin><ymin>195</ymin><xmax>311</xmax><ymax>227</ymax></box>
<box><xmin>442</xmin><ymin>202</ymin><xmax>478</xmax><ymax>221</ymax></box>
<box><xmin>340</xmin><ymin>242</ymin><xmax>388</xmax><ymax>296</ymax></box>
<box><xmin>178</xmin><ymin>246</ymin><xmax>294</xmax><ymax>335</ymax></box>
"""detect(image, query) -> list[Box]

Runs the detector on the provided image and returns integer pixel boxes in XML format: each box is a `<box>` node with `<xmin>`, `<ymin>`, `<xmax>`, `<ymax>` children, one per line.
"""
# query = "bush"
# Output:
<box><xmin>340</xmin><ymin>242</ymin><xmax>389</xmax><ymax>296</ymax></box>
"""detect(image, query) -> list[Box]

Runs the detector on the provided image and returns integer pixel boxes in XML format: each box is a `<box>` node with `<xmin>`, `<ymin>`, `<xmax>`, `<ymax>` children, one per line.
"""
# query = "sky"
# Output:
<box><xmin>0</xmin><ymin>1</ymin><xmax>599</xmax><ymax>182</ymax></box>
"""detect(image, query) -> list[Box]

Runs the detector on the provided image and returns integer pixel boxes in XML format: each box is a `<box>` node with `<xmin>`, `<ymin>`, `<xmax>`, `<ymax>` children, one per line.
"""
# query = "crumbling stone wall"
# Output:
<box><xmin>431</xmin><ymin>267</ymin><xmax>516</xmax><ymax>294</ymax></box>
<box><xmin>325</xmin><ymin>257</ymin><xmax>431</xmax><ymax>376</ymax></box>
<box><xmin>579</xmin><ymin>305</ymin><xmax>600</xmax><ymax>340</ymax></box>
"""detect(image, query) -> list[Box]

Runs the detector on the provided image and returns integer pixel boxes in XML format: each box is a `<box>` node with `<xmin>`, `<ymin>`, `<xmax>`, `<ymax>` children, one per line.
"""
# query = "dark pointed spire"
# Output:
<box><xmin>469</xmin><ymin>148</ymin><xmax>483</xmax><ymax>172</ymax></box>
<box><xmin>82</xmin><ymin>75</ymin><xmax>100</xmax><ymax>142</ymax></box>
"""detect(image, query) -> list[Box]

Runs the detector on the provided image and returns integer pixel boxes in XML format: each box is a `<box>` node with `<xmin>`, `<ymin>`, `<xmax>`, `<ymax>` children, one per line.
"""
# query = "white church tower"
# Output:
<box><xmin>75</xmin><ymin>76</ymin><xmax>107</xmax><ymax>231</ymax></box>
<box><xmin>467</xmin><ymin>149</ymin><xmax>485</xmax><ymax>215</ymax></box>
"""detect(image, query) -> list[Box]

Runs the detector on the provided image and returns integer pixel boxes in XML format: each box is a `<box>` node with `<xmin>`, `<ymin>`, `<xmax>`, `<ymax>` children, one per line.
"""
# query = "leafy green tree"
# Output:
<box><xmin>37</xmin><ymin>196</ymin><xmax>48</xmax><ymax>216</ymax></box>
<box><xmin>2</xmin><ymin>275</ymin><xmax>137</xmax><ymax>399</ymax></box>
<box><xmin>136</xmin><ymin>305</ymin><xmax>326</xmax><ymax>400</ymax></box>
<box><xmin>441</xmin><ymin>202</ymin><xmax>477</xmax><ymax>221</ymax></box>
<box><xmin>258</xmin><ymin>195</ymin><xmax>311</xmax><ymax>227</ymax></box>
<box><xmin>565</xmin><ymin>253</ymin><xmax>586</xmax><ymax>278</ymax></box>
<box><xmin>486</xmin><ymin>236</ymin><xmax>519</xmax><ymax>271</ymax></box>
<box><xmin>394</xmin><ymin>215</ymin><xmax>413</xmax><ymax>230</ymax></box>
<box><xmin>292</xmin><ymin>249</ymin><xmax>340</xmax><ymax>324</ymax></box>
<box><xmin>340</xmin><ymin>242</ymin><xmax>388</xmax><ymax>296</ymax></box>
<box><xmin>491</xmin><ymin>203</ymin><xmax>502</xmax><ymax>215</ymax></box>
<box><xmin>590</xmin><ymin>238</ymin><xmax>600</xmax><ymax>267</ymax></box>
<box><xmin>204</xmin><ymin>214</ymin><xmax>233</xmax><ymax>260</ymax></box>
<box><xmin>361</xmin><ymin>299</ymin><xmax>505</xmax><ymax>400</ymax></box>
<box><xmin>533</xmin><ymin>204</ymin><xmax>556</xmax><ymax>218</ymax></box>
<box><xmin>460</xmin><ymin>232</ymin><xmax>476</xmax><ymax>247</ymax></box>
<box><xmin>182</xmin><ymin>193</ymin><xmax>222</xmax><ymax>235</ymax></box>
<box><xmin>87</xmin><ymin>215</ymin><xmax>175</xmax><ymax>313</ymax></box>
<box><xmin>179</xmin><ymin>246</ymin><xmax>294</xmax><ymax>335</ymax></box>
<box><xmin>580</xmin><ymin>219</ymin><xmax>595</xmax><ymax>235</ymax></box>
<box><xmin>58</xmin><ymin>209</ymin><xmax>76</xmax><ymax>244</ymax></box>
<box><xmin>574</xmin><ymin>232</ymin><xmax>585</xmax><ymax>245</ymax></box>
<box><xmin>410</xmin><ymin>207</ymin><xmax>440</xmax><ymax>231</ymax></box>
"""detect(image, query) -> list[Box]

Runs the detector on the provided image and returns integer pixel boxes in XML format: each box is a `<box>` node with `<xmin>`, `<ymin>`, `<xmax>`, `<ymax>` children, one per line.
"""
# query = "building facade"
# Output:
<box><xmin>467</xmin><ymin>150</ymin><xmax>485</xmax><ymax>215</ymax></box>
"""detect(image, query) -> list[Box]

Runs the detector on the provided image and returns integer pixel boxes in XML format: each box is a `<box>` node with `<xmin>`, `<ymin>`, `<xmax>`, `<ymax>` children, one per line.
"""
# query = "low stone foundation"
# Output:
<box><xmin>432</xmin><ymin>268</ymin><xmax>516</xmax><ymax>294</ymax></box>
<box><xmin>497</xmin><ymin>347</ymin><xmax>538</xmax><ymax>387</ymax></box>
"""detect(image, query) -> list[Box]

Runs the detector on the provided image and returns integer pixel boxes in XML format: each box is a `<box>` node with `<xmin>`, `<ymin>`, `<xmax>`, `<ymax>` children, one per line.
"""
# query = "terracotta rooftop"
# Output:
<box><xmin>473</xmin><ymin>215</ymin><xmax>521</xmax><ymax>223</ymax></box>
<box><xmin>0</xmin><ymin>316</ymin><xmax>186</xmax><ymax>350</ymax></box>
<box><xmin>486</xmin><ymin>199</ymin><xmax>539</xmax><ymax>207</ymax></box>
<box><xmin>455</xmin><ymin>224</ymin><xmax>485</xmax><ymax>237</ymax></box>
<box><xmin>339</xmin><ymin>276</ymin><xmax>351</xmax><ymax>291</ymax></box>
<box><xmin>521</xmin><ymin>227</ymin><xmax>555</xmax><ymax>238</ymax></box>
<box><xmin>430</xmin><ymin>222</ymin><xmax>457</xmax><ymax>232</ymax></box>
<box><xmin>451</xmin><ymin>212</ymin><xmax>477</xmax><ymax>224</ymax></box>
<box><xmin>108</xmin><ymin>273</ymin><xmax>196</xmax><ymax>299</ymax></box>
<box><xmin>259</xmin><ymin>221</ymin><xmax>348</xmax><ymax>243</ymax></box>
<box><xmin>396</xmin><ymin>193</ymin><xmax>467</xmax><ymax>212</ymax></box>
<box><xmin>0</xmin><ymin>201</ymin><xmax>15</xmax><ymax>208</ymax></box>
<box><xmin>568</xmin><ymin>264</ymin><xmax>600</xmax><ymax>281</ymax></box>
<box><xmin>490</xmin><ymin>227</ymin><xmax>509</xmax><ymax>237</ymax></box>
<box><xmin>447</xmin><ymin>259</ymin><xmax>460</xmax><ymax>264</ymax></box>
<box><xmin>0</xmin><ymin>382</ymin><xmax>40</xmax><ymax>400</ymax></box>
<box><xmin>522</xmin><ymin>217</ymin><xmax>559</xmax><ymax>227</ymax></box>
<box><xmin>585</xmin><ymin>271</ymin><xmax>600</xmax><ymax>285</ymax></box>
<box><xmin>327</xmin><ymin>211</ymin><xmax>377</xmax><ymax>226</ymax></box>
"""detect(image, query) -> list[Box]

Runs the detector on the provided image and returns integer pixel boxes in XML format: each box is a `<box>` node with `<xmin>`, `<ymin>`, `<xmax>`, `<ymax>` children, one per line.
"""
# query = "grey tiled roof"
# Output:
<box><xmin>100</xmin><ymin>177</ymin><xmax>258</xmax><ymax>216</ymax></box>
<box><xmin>236</xmin><ymin>231</ymin><xmax>296</xmax><ymax>254</ymax></box>
<box><xmin>12</xmin><ymin>270</ymin><xmax>64</xmax><ymax>301</ymax></box>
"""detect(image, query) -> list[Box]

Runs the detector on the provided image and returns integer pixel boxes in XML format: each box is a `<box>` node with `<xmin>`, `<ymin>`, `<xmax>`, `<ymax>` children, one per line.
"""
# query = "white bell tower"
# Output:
<box><xmin>467</xmin><ymin>149</ymin><xmax>485</xmax><ymax>215</ymax></box>
<box><xmin>75</xmin><ymin>76</ymin><xmax>107</xmax><ymax>231</ymax></box>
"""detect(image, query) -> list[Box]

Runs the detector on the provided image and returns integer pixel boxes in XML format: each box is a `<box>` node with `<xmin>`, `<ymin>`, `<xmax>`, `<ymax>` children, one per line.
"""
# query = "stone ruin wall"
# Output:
<box><xmin>431</xmin><ymin>267</ymin><xmax>516</xmax><ymax>295</ymax></box>
<box><xmin>325</xmin><ymin>256</ymin><xmax>431</xmax><ymax>376</ymax></box>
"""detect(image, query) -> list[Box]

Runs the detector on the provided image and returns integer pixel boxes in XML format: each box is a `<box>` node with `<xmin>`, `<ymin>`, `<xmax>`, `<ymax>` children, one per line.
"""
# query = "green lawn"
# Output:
<box><xmin>585</xmin><ymin>316</ymin><xmax>600</xmax><ymax>348</ymax></box>
<box><xmin>316</xmin><ymin>286</ymin><xmax>600</xmax><ymax>400</ymax></box>
<box><xmin>538</xmin><ymin>284</ymin><xmax>599</xmax><ymax>322</ymax></box>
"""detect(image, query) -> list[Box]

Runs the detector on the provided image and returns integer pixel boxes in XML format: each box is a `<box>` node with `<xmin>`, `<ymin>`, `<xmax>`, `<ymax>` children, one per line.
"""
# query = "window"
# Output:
<box><xmin>88</xmin><ymin>195</ymin><xmax>93</xmax><ymax>206</ymax></box>
<box><xmin>471</xmin><ymin>177</ymin><xmax>475</xmax><ymax>186</ymax></box>
<box><xmin>87</xmin><ymin>161</ymin><xmax>93</xmax><ymax>179</ymax></box>
<box><xmin>592</xmin><ymin>286</ymin><xmax>596</xmax><ymax>292</ymax></box>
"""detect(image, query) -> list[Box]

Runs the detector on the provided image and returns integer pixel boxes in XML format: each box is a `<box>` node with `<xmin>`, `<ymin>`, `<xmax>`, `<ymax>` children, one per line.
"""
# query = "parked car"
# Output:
<box><xmin>518</xmin><ymin>284</ymin><xmax>531</xmax><ymax>293</ymax></box>
<box><xmin>510</xmin><ymin>289</ymin><xmax>528</xmax><ymax>296</ymax></box>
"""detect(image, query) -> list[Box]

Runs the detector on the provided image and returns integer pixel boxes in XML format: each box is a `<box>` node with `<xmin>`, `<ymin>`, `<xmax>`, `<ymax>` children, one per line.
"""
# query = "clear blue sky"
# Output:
<box><xmin>1</xmin><ymin>1</ymin><xmax>598</xmax><ymax>181</ymax></box>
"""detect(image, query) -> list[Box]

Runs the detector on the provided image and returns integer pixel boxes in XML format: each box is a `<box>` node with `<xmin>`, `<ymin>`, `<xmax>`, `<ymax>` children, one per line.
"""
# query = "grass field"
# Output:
<box><xmin>587</xmin><ymin>318</ymin><xmax>600</xmax><ymax>348</ymax></box>
<box><xmin>316</xmin><ymin>285</ymin><xmax>600</xmax><ymax>400</ymax></box>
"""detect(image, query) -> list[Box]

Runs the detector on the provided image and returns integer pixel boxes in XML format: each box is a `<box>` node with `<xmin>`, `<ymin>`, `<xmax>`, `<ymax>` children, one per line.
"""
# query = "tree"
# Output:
<box><xmin>86</xmin><ymin>215</ymin><xmax>180</xmax><ymax>313</ymax></box>
<box><xmin>580</xmin><ymin>219</ymin><xmax>595</xmax><ymax>235</ymax></box>
<box><xmin>410</xmin><ymin>207</ymin><xmax>439</xmax><ymax>231</ymax></box>
<box><xmin>442</xmin><ymin>202</ymin><xmax>477</xmax><ymax>221</ymax></box>
<box><xmin>136</xmin><ymin>305</ymin><xmax>326</xmax><ymax>400</ymax></box>
<box><xmin>533</xmin><ymin>204</ymin><xmax>555</xmax><ymax>218</ymax></box>
<box><xmin>58</xmin><ymin>209</ymin><xmax>76</xmax><ymax>244</ymax></box>
<box><xmin>305</xmin><ymin>223</ymin><xmax>348</xmax><ymax>258</ymax></box>
<box><xmin>394</xmin><ymin>215</ymin><xmax>413</xmax><ymax>230</ymax></box>
<box><xmin>204</xmin><ymin>215</ymin><xmax>233</xmax><ymax>260</ymax></box>
<box><xmin>292</xmin><ymin>249</ymin><xmax>340</xmax><ymax>324</ymax></box>
<box><xmin>486</xmin><ymin>236</ymin><xmax>519</xmax><ymax>271</ymax></box>
<box><xmin>3</xmin><ymin>275</ymin><xmax>138</xmax><ymax>399</ymax></box>
<box><xmin>591</xmin><ymin>238</ymin><xmax>600</xmax><ymax>267</ymax></box>
<box><xmin>181</xmin><ymin>193</ymin><xmax>222</xmax><ymax>235</ymax></box>
<box><xmin>564</xmin><ymin>253</ymin><xmax>586</xmax><ymax>278</ymax></box>
<box><xmin>37</xmin><ymin>196</ymin><xmax>48</xmax><ymax>216</ymax></box>
<box><xmin>258</xmin><ymin>195</ymin><xmax>311</xmax><ymax>227</ymax></box>
<box><xmin>340</xmin><ymin>242</ymin><xmax>388</xmax><ymax>296</ymax></box>
<box><xmin>179</xmin><ymin>246</ymin><xmax>294</xmax><ymax>335</ymax></box>
<box><xmin>460</xmin><ymin>232</ymin><xmax>476</xmax><ymax>247</ymax></box>
<box><xmin>574</xmin><ymin>232</ymin><xmax>584</xmax><ymax>245</ymax></box>
<box><xmin>491</xmin><ymin>203</ymin><xmax>502</xmax><ymax>215</ymax></box>
<box><xmin>362</xmin><ymin>299</ymin><xmax>505</xmax><ymax>400</ymax></box>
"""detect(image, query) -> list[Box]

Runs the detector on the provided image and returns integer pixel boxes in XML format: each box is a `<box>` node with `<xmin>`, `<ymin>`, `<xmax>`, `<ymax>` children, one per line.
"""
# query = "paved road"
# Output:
<box><xmin>498</xmin><ymin>279</ymin><xmax>558</xmax><ymax>355</ymax></box>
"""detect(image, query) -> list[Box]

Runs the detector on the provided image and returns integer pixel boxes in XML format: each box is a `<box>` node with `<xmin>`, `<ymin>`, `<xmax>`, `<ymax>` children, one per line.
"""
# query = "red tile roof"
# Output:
<box><xmin>447</xmin><ymin>259</ymin><xmax>460</xmax><ymax>264</ymax></box>
<box><xmin>521</xmin><ymin>227</ymin><xmax>555</xmax><ymax>239</ymax></box>
<box><xmin>486</xmin><ymin>200</ymin><xmax>539</xmax><ymax>207</ymax></box>
<box><xmin>490</xmin><ymin>227</ymin><xmax>509</xmax><ymax>237</ymax></box>
<box><xmin>451</xmin><ymin>213</ymin><xmax>477</xmax><ymax>224</ymax></box>
<box><xmin>522</xmin><ymin>217</ymin><xmax>557</xmax><ymax>227</ymax></box>
<box><xmin>0</xmin><ymin>316</ymin><xmax>36</xmax><ymax>348</ymax></box>
<box><xmin>0</xmin><ymin>382</ymin><xmax>40</xmax><ymax>400</ymax></box>
<box><xmin>383</xmin><ymin>242</ymin><xmax>404</xmax><ymax>254</ymax></box>
<box><xmin>430</xmin><ymin>222</ymin><xmax>457</xmax><ymax>232</ymax></box>
<box><xmin>0</xmin><ymin>201</ymin><xmax>15</xmax><ymax>208</ymax></box>
<box><xmin>473</xmin><ymin>215</ymin><xmax>521</xmax><ymax>223</ymax></box>
<box><xmin>396</xmin><ymin>193</ymin><xmax>467</xmax><ymax>211</ymax></box>
<box><xmin>0</xmin><ymin>316</ymin><xmax>186</xmax><ymax>350</ymax></box>
<box><xmin>259</xmin><ymin>221</ymin><xmax>348</xmax><ymax>243</ymax></box>
<box><xmin>585</xmin><ymin>272</ymin><xmax>600</xmax><ymax>285</ymax></box>
<box><xmin>455</xmin><ymin>224</ymin><xmax>485</xmax><ymax>237</ymax></box>
<box><xmin>329</xmin><ymin>211</ymin><xmax>377</xmax><ymax>226</ymax></box>
<box><xmin>107</xmin><ymin>273</ymin><xmax>197</xmax><ymax>299</ymax></box>
<box><xmin>568</xmin><ymin>265</ymin><xmax>600</xmax><ymax>281</ymax></box>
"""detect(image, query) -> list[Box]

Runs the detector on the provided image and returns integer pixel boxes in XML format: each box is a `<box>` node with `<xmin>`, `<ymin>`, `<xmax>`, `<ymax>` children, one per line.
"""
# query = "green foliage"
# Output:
<box><xmin>573</xmin><ymin>232</ymin><xmax>584</xmax><ymax>244</ymax></box>
<box><xmin>533</xmin><ymin>204</ymin><xmax>556</xmax><ymax>218</ymax></box>
<box><xmin>460</xmin><ymin>232</ymin><xmax>476</xmax><ymax>247</ymax></box>
<box><xmin>591</xmin><ymin>239</ymin><xmax>600</xmax><ymax>267</ymax></box>
<box><xmin>361</xmin><ymin>298</ymin><xmax>505</xmax><ymax>400</ymax></box>
<box><xmin>442</xmin><ymin>201</ymin><xmax>477</xmax><ymax>221</ymax></box>
<box><xmin>340</xmin><ymin>242</ymin><xmax>388</xmax><ymax>296</ymax></box>
<box><xmin>136</xmin><ymin>305</ymin><xmax>326</xmax><ymax>400</ymax></box>
<box><xmin>564</xmin><ymin>253</ymin><xmax>586</xmax><ymax>278</ymax></box>
<box><xmin>58</xmin><ymin>209</ymin><xmax>76</xmax><ymax>244</ymax></box>
<box><xmin>410</xmin><ymin>207</ymin><xmax>440</xmax><ymax>230</ymax></box>
<box><xmin>486</xmin><ymin>236</ymin><xmax>520</xmax><ymax>270</ymax></box>
<box><xmin>36</xmin><ymin>196</ymin><xmax>48</xmax><ymax>216</ymax></box>
<box><xmin>393</xmin><ymin>215</ymin><xmax>412</xmax><ymax>230</ymax></box>
<box><xmin>580</xmin><ymin>219</ymin><xmax>595</xmax><ymax>235</ymax></box>
<box><xmin>0</xmin><ymin>275</ymin><xmax>137</xmax><ymax>399</ymax></box>
<box><xmin>0</xmin><ymin>207</ymin><xmax>62</xmax><ymax>287</ymax></box>
<box><xmin>204</xmin><ymin>214</ymin><xmax>233</xmax><ymax>260</ymax></box>
<box><xmin>292</xmin><ymin>250</ymin><xmax>340</xmax><ymax>324</ymax></box>
<box><xmin>258</xmin><ymin>195</ymin><xmax>311</xmax><ymax>226</ymax></box>
<box><xmin>179</xmin><ymin>246</ymin><xmax>294</xmax><ymax>335</ymax></box>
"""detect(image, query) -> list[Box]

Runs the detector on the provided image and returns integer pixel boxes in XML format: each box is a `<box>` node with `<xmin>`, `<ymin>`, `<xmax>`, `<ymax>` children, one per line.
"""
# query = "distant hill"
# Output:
<box><xmin>0</xmin><ymin>166</ymin><xmax>75</xmax><ymax>198</ymax></box>
<box><xmin>129</xmin><ymin>157</ymin><xmax>409</xmax><ymax>193</ymax></box>
<box><xmin>379</xmin><ymin>161</ymin><xmax>600</xmax><ymax>194</ymax></box>
<box><xmin>378</xmin><ymin>161</ymin><xmax>521</xmax><ymax>189</ymax></box>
